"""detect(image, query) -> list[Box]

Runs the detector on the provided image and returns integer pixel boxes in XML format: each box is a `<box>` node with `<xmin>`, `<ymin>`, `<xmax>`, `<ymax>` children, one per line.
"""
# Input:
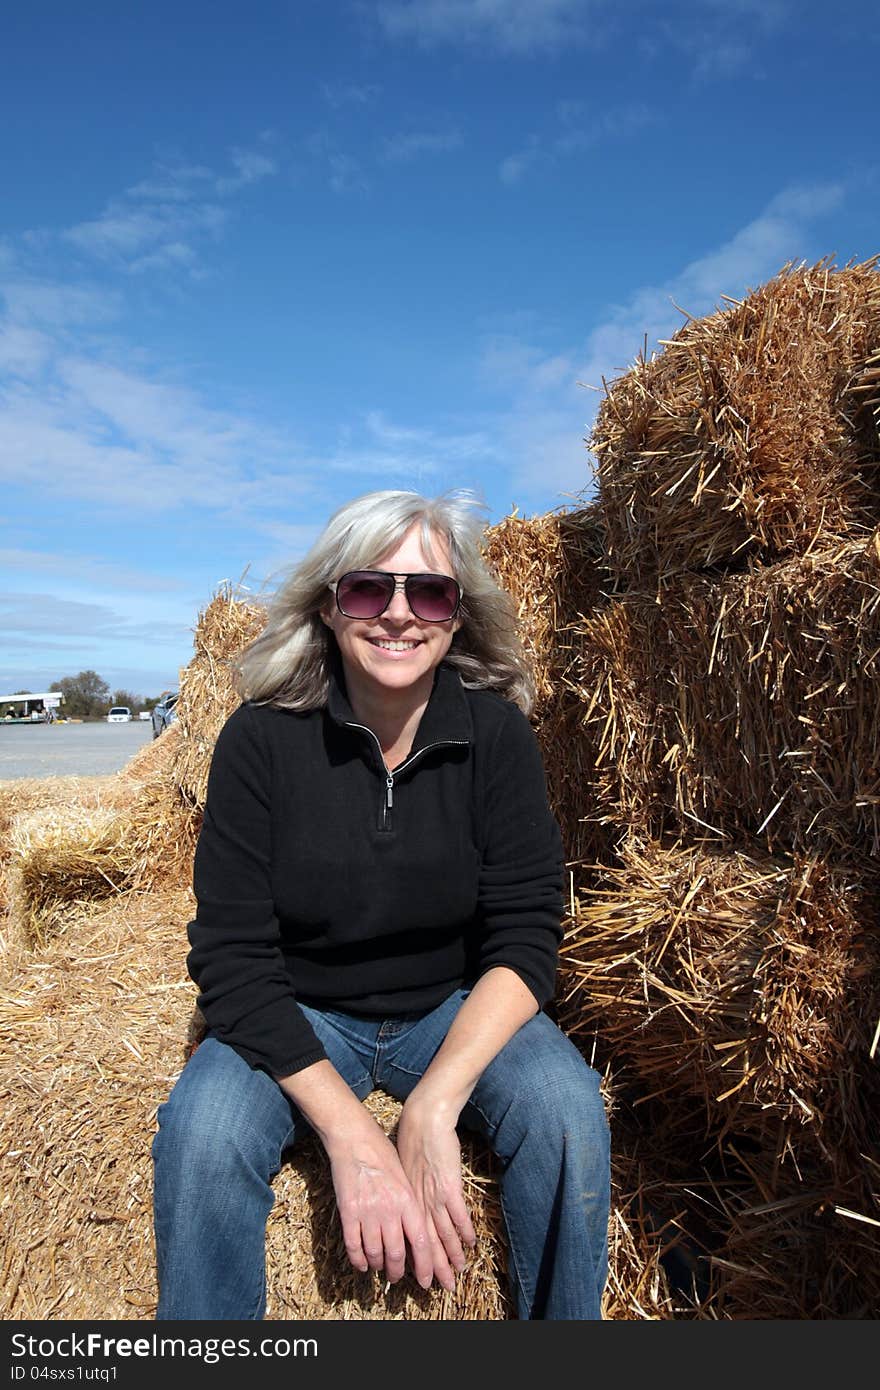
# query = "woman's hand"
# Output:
<box><xmin>278</xmin><ymin>1060</ymin><xmax>436</xmax><ymax>1289</ymax></box>
<box><xmin>396</xmin><ymin>1090</ymin><xmax>477</xmax><ymax>1292</ymax></box>
<box><xmin>322</xmin><ymin>1107</ymin><xmax>435</xmax><ymax>1289</ymax></box>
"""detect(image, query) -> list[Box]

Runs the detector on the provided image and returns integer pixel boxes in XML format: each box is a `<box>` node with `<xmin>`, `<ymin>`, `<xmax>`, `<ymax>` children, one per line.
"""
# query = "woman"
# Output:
<box><xmin>152</xmin><ymin>488</ymin><xmax>610</xmax><ymax>1320</ymax></box>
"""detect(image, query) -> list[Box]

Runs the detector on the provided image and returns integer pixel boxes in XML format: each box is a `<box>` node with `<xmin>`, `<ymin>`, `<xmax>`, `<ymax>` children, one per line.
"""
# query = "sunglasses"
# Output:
<box><xmin>331</xmin><ymin>570</ymin><xmax>462</xmax><ymax>623</ymax></box>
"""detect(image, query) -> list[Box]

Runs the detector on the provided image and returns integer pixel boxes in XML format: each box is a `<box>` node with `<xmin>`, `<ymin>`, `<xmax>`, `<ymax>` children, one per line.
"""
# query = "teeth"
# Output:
<box><xmin>372</xmin><ymin>639</ymin><xmax>419</xmax><ymax>651</ymax></box>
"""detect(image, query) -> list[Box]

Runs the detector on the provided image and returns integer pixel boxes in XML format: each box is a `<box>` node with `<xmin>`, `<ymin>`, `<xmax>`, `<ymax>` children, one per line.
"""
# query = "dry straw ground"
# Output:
<box><xmin>3</xmin><ymin>257</ymin><xmax>879</xmax><ymax>1319</ymax></box>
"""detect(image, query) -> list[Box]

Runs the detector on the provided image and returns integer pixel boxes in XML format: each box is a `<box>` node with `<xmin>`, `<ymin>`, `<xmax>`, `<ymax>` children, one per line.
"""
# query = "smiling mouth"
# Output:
<box><xmin>369</xmin><ymin>638</ymin><xmax>422</xmax><ymax>651</ymax></box>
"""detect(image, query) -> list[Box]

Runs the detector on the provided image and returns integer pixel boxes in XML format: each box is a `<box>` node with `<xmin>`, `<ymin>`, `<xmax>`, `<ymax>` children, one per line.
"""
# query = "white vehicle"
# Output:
<box><xmin>107</xmin><ymin>706</ymin><xmax>131</xmax><ymax>723</ymax></box>
<box><xmin>151</xmin><ymin>691</ymin><xmax>178</xmax><ymax>739</ymax></box>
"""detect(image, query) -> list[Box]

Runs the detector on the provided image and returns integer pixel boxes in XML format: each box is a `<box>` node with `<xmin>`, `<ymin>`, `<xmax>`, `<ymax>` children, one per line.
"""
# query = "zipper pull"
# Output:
<box><xmin>386</xmin><ymin>776</ymin><xmax>394</xmax><ymax>809</ymax></box>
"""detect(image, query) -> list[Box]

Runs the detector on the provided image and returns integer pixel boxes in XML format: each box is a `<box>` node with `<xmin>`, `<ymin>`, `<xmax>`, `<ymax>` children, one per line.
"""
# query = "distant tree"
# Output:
<box><xmin>112</xmin><ymin>688</ymin><xmax>142</xmax><ymax>713</ymax></box>
<box><xmin>51</xmin><ymin>671</ymin><xmax>110</xmax><ymax>719</ymax></box>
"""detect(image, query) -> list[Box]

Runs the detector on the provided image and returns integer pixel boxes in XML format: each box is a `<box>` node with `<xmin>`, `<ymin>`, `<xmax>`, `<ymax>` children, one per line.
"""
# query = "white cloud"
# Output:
<box><xmin>64</xmin><ymin>202</ymin><xmax>226</xmax><ymax>272</ymax></box>
<box><xmin>657</xmin><ymin>0</ymin><xmax>789</xmax><ymax>82</ymax></box>
<box><xmin>0</xmin><ymin>352</ymin><xmax>310</xmax><ymax>516</ymax></box>
<box><xmin>381</xmin><ymin>129</ymin><xmax>463</xmax><ymax>162</ymax></box>
<box><xmin>377</xmin><ymin>0</ymin><xmax>791</xmax><ymax>73</ymax></box>
<box><xmin>1</xmin><ymin>279</ymin><xmax>121</xmax><ymax>328</ymax></box>
<box><xmin>0</xmin><ymin>324</ymin><xmax>51</xmax><ymax>377</ymax></box>
<box><xmin>0</xmin><ymin>591</ymin><xmax>191</xmax><ymax>646</ymax></box>
<box><xmin>61</xmin><ymin>146</ymin><xmax>278</xmax><ymax>275</ymax></box>
<box><xmin>127</xmin><ymin>164</ymin><xmax>215</xmax><ymax>202</ymax></box>
<box><xmin>329</xmin><ymin>153</ymin><xmax>369</xmax><ymax>195</ymax></box>
<box><xmin>321</xmin><ymin>82</ymin><xmax>382</xmax><ymax>108</ymax></box>
<box><xmin>305</xmin><ymin>133</ymin><xmax>370</xmax><ymax>193</ymax></box>
<box><xmin>500</xmin><ymin>103</ymin><xmax>655</xmax><ymax>183</ymax></box>
<box><xmin>499</xmin><ymin>136</ymin><xmax>542</xmax><ymax>185</ymax></box>
<box><xmin>127</xmin><ymin>241</ymin><xmax>201</xmax><ymax>275</ymax></box>
<box><xmin>692</xmin><ymin>40</ymin><xmax>753</xmax><ymax>80</ymax></box>
<box><xmin>215</xmin><ymin>147</ymin><xmax>278</xmax><ymax>194</ymax></box>
<box><xmin>0</xmin><ymin>548</ymin><xmax>183</xmax><ymax>593</ymax></box>
<box><xmin>362</xmin><ymin>409</ymin><xmax>497</xmax><ymax>461</ymax></box>
<box><xmin>376</xmin><ymin>0</ymin><xmax>603</xmax><ymax>53</ymax></box>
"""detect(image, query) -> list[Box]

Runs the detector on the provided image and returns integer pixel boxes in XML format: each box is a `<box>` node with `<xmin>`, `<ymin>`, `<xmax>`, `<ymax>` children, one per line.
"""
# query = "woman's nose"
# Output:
<box><xmin>384</xmin><ymin>583</ymin><xmax>412</xmax><ymax>623</ymax></box>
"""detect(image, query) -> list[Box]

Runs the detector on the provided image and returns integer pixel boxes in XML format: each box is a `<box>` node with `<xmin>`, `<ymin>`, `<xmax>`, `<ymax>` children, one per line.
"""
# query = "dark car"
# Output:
<box><xmin>151</xmin><ymin>691</ymin><xmax>178</xmax><ymax>739</ymax></box>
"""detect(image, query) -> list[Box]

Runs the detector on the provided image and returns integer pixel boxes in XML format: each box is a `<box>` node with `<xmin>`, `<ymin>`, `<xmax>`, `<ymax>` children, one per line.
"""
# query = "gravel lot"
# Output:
<box><xmin>0</xmin><ymin>719</ymin><xmax>155</xmax><ymax>781</ymax></box>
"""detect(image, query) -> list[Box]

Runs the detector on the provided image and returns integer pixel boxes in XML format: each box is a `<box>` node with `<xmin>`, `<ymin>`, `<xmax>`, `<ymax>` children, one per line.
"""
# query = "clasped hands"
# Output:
<box><xmin>324</xmin><ymin>1087</ymin><xmax>477</xmax><ymax>1293</ymax></box>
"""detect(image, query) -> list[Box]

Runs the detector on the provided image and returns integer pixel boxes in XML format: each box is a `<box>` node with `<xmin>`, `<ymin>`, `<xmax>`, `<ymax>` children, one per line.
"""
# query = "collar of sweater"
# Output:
<box><xmin>325</xmin><ymin>658</ymin><xmax>474</xmax><ymax>754</ymax></box>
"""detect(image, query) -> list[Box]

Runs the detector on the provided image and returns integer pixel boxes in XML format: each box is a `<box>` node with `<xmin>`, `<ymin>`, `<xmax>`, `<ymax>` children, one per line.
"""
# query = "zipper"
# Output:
<box><xmin>343</xmin><ymin>721</ymin><xmax>468</xmax><ymax>831</ymax></box>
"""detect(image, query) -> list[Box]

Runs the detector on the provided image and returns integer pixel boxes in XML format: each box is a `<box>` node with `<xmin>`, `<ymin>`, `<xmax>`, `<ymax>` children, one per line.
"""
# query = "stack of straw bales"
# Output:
<box><xmin>518</xmin><ymin>257</ymin><xmax>878</xmax><ymax>1317</ymax></box>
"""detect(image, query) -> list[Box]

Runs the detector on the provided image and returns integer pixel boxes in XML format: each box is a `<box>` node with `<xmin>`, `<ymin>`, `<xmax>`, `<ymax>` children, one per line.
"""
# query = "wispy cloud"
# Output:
<box><xmin>376</xmin><ymin>0</ymin><xmax>605</xmax><ymax>54</ymax></box>
<box><xmin>304</xmin><ymin>131</ymin><xmax>370</xmax><ymax>194</ymax></box>
<box><xmin>1</xmin><ymin>591</ymin><xmax>189</xmax><ymax>643</ymax></box>
<box><xmin>381</xmin><ymin>129</ymin><xmax>463</xmax><ymax>162</ymax></box>
<box><xmin>0</xmin><ymin>323</ymin><xmax>51</xmax><ymax>377</ymax></box>
<box><xmin>215</xmin><ymin>146</ymin><xmax>279</xmax><ymax>194</ymax></box>
<box><xmin>500</xmin><ymin>103</ymin><xmax>654</xmax><ymax>183</ymax></box>
<box><xmin>0</xmin><ymin>547</ymin><xmax>183</xmax><ymax>592</ymax></box>
<box><xmin>62</xmin><ymin>145</ymin><xmax>278</xmax><ymax>275</ymax></box>
<box><xmin>324</xmin><ymin>410</ymin><xmax>499</xmax><ymax>485</ymax></box>
<box><xmin>329</xmin><ymin>152</ymin><xmax>369</xmax><ymax>195</ymax></box>
<box><xmin>657</xmin><ymin>0</ymin><xmax>789</xmax><ymax>83</ymax></box>
<box><xmin>0</xmin><ymin>353</ymin><xmax>310</xmax><ymax>516</ymax></box>
<box><xmin>321</xmin><ymin>81</ymin><xmax>382</xmax><ymax>108</ymax></box>
<box><xmin>1</xmin><ymin>279</ymin><xmax>121</xmax><ymax>327</ymax></box>
<box><xmin>376</xmin><ymin>0</ymin><xmax>790</xmax><ymax>73</ymax></box>
<box><xmin>127</xmin><ymin>164</ymin><xmax>215</xmax><ymax>202</ymax></box>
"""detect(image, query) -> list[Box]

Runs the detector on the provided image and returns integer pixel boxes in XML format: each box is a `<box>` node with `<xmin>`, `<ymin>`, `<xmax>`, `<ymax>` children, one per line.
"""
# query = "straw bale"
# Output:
<box><xmin>569</xmin><ymin>534</ymin><xmax>880</xmax><ymax>860</ymax></box>
<box><xmin>6</xmin><ymin>805</ymin><xmax>142</xmax><ymax>949</ymax></box>
<box><xmin>592</xmin><ymin>257</ymin><xmax>880</xmax><ymax>588</ymax></box>
<box><xmin>599</xmin><ymin>1088</ymin><xmax>880</xmax><ymax>1318</ymax></box>
<box><xmin>558</xmin><ymin>836</ymin><xmax>880</xmax><ymax>1164</ymax></box>
<box><xmin>171</xmin><ymin>585</ymin><xmax>267</xmax><ymax>808</ymax></box>
<box><xmin>481</xmin><ymin>504</ymin><xmax>610</xmax><ymax>711</ymax></box>
<box><xmin>662</xmin><ymin>1131</ymin><xmax>880</xmax><ymax>1319</ymax></box>
<box><xmin>482</xmin><ymin>505</ymin><xmax>615</xmax><ymax>864</ymax></box>
<box><xmin>0</xmin><ymin>888</ymin><xmax>195</xmax><ymax>1317</ymax></box>
<box><xmin>4</xmin><ymin>726</ymin><xmax>199</xmax><ymax>949</ymax></box>
<box><xmin>0</xmin><ymin>775</ymin><xmax>123</xmax><ymax>905</ymax></box>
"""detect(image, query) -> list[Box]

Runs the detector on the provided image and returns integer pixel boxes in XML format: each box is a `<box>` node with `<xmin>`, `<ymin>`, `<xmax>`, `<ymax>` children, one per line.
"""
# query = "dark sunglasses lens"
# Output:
<box><xmin>405</xmin><ymin>575</ymin><xmax>460</xmax><ymax>621</ymax></box>
<box><xmin>336</xmin><ymin>572</ymin><xmax>394</xmax><ymax>618</ymax></box>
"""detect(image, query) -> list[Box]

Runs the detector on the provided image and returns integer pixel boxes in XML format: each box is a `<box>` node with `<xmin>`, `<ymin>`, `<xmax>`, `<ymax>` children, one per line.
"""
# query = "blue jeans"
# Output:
<box><xmin>152</xmin><ymin>988</ymin><xmax>610</xmax><ymax>1320</ymax></box>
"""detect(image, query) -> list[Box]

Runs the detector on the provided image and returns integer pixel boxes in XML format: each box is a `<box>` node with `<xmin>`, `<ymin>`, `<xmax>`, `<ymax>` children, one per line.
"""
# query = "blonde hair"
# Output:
<box><xmin>236</xmin><ymin>488</ymin><xmax>534</xmax><ymax>714</ymax></box>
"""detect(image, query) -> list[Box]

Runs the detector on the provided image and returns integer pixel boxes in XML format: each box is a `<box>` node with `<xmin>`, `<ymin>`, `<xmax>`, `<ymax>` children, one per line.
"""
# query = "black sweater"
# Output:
<box><xmin>186</xmin><ymin>661</ymin><xmax>565</xmax><ymax>1078</ymax></box>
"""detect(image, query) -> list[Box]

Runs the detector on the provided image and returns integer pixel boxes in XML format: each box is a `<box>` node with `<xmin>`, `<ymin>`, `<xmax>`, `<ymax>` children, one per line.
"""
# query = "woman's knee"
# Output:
<box><xmin>153</xmin><ymin>1037</ymin><xmax>293</xmax><ymax>1181</ymax></box>
<box><xmin>472</xmin><ymin>1016</ymin><xmax>610</xmax><ymax>1151</ymax></box>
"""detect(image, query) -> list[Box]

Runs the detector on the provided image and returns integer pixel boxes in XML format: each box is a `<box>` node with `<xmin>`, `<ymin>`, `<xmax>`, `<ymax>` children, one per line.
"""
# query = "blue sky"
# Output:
<box><xmin>2</xmin><ymin>0</ymin><xmax>877</xmax><ymax>700</ymax></box>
